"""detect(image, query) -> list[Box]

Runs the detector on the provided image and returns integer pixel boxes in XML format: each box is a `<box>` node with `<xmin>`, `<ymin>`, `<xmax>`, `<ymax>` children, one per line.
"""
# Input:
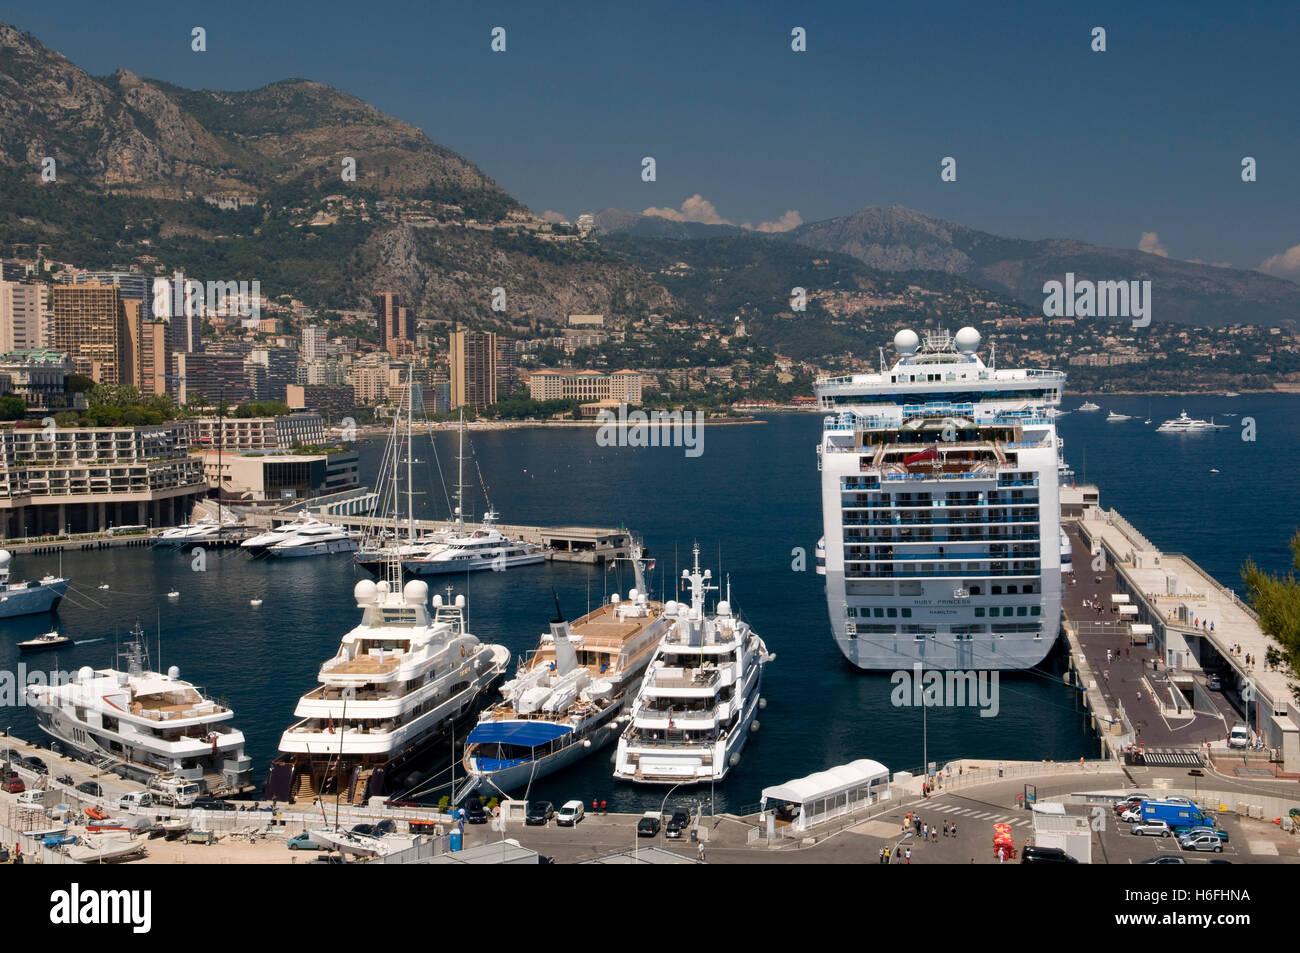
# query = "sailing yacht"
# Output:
<box><xmin>461</xmin><ymin>544</ymin><xmax>665</xmax><ymax>796</ymax></box>
<box><xmin>25</xmin><ymin>623</ymin><xmax>253</xmax><ymax>793</ymax></box>
<box><xmin>612</xmin><ymin>544</ymin><xmax>773</xmax><ymax>785</ymax></box>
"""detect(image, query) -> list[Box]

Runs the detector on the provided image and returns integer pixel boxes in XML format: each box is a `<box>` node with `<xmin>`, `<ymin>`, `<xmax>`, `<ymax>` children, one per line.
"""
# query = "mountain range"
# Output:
<box><xmin>595</xmin><ymin>206</ymin><xmax>1300</xmax><ymax>328</ymax></box>
<box><xmin>2</xmin><ymin>18</ymin><xmax>1296</xmax><ymax>335</ymax></box>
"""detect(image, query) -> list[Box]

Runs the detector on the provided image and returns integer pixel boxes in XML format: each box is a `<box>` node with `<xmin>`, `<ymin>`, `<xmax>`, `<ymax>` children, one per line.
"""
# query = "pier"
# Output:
<box><xmin>1059</xmin><ymin>496</ymin><xmax>1300</xmax><ymax>776</ymax></box>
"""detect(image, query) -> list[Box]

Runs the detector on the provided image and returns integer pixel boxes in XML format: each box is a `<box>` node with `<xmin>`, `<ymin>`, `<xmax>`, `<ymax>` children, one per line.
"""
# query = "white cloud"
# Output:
<box><xmin>1258</xmin><ymin>244</ymin><xmax>1300</xmax><ymax>280</ymax></box>
<box><xmin>751</xmin><ymin>210</ymin><xmax>803</xmax><ymax>233</ymax></box>
<box><xmin>642</xmin><ymin>194</ymin><xmax>732</xmax><ymax>226</ymax></box>
<box><xmin>1138</xmin><ymin>232</ymin><xmax>1169</xmax><ymax>257</ymax></box>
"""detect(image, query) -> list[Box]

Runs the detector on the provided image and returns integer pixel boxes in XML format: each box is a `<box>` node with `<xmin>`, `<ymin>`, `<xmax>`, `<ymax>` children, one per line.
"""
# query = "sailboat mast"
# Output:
<box><xmin>406</xmin><ymin>366</ymin><xmax>415</xmax><ymax>545</ymax></box>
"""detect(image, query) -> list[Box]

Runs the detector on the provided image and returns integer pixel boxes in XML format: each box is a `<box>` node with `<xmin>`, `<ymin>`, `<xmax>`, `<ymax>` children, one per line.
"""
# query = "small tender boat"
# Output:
<box><xmin>250</xmin><ymin>598</ymin><xmax>263</xmax><ymax>607</ymax></box>
<box><xmin>1106</xmin><ymin>412</ymin><xmax>1132</xmax><ymax>422</ymax></box>
<box><xmin>18</xmin><ymin>631</ymin><xmax>72</xmax><ymax>653</ymax></box>
<box><xmin>167</xmin><ymin>590</ymin><xmax>180</xmax><ymax>599</ymax></box>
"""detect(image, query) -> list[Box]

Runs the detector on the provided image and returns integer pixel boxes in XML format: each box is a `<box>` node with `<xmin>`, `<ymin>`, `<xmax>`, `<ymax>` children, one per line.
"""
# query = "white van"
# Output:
<box><xmin>17</xmin><ymin>789</ymin><xmax>45</xmax><ymax>808</ymax></box>
<box><xmin>116</xmin><ymin>790</ymin><xmax>153</xmax><ymax>811</ymax></box>
<box><xmin>1228</xmin><ymin>724</ymin><xmax>1251</xmax><ymax>749</ymax></box>
<box><xmin>556</xmin><ymin>800</ymin><xmax>585</xmax><ymax>827</ymax></box>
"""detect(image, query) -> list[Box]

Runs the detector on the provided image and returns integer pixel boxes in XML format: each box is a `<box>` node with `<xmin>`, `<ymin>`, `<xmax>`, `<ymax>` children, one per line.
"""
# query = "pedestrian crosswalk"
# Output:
<box><xmin>1135</xmin><ymin>748</ymin><xmax>1206</xmax><ymax>766</ymax></box>
<box><xmin>906</xmin><ymin>802</ymin><xmax>1034</xmax><ymax>826</ymax></box>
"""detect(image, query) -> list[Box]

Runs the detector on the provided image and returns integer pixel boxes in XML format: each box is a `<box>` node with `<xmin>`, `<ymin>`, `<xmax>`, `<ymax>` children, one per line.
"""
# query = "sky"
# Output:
<box><xmin>6</xmin><ymin>0</ymin><xmax>1300</xmax><ymax>277</ymax></box>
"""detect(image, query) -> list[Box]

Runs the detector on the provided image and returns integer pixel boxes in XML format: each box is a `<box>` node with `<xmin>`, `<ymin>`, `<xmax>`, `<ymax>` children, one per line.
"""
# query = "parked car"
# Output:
<box><xmin>464</xmin><ymin>797</ymin><xmax>489</xmax><ymax>824</ymax></box>
<box><xmin>1174</xmin><ymin>825</ymin><xmax>1229</xmax><ymax>843</ymax></box>
<box><xmin>191</xmin><ymin>797</ymin><xmax>237</xmax><ymax>811</ymax></box>
<box><xmin>1020</xmin><ymin>845</ymin><xmax>1079</xmax><ymax>864</ymax></box>
<box><xmin>637</xmin><ymin>812</ymin><xmax>661</xmax><ymax>837</ymax></box>
<box><xmin>1228</xmin><ymin>724</ymin><xmax>1251</xmax><ymax>749</ymax></box>
<box><xmin>1114</xmin><ymin>795</ymin><xmax>1148</xmax><ymax>815</ymax></box>
<box><xmin>2</xmin><ymin>773</ymin><xmax>25</xmax><ymax>794</ymax></box>
<box><xmin>556</xmin><ymin>800</ymin><xmax>585</xmax><ymax>827</ymax></box>
<box><xmin>1119</xmin><ymin>807</ymin><xmax>1143</xmax><ymax>822</ymax></box>
<box><xmin>525</xmin><ymin>801</ymin><xmax>554</xmax><ymax>826</ymax></box>
<box><xmin>1141</xmin><ymin>856</ymin><xmax>1187</xmax><ymax>864</ymax></box>
<box><xmin>287</xmin><ymin>832</ymin><xmax>321</xmax><ymax>850</ymax></box>
<box><xmin>17</xmin><ymin>789</ymin><xmax>44</xmax><ymax>807</ymax></box>
<box><xmin>74</xmin><ymin>780</ymin><xmax>103</xmax><ymax>798</ymax></box>
<box><xmin>1207</xmin><ymin>674</ymin><xmax>1222</xmax><ymax>691</ymax></box>
<box><xmin>1131</xmin><ymin>819</ymin><xmax>1172</xmax><ymax>837</ymax></box>
<box><xmin>665</xmin><ymin>810</ymin><xmax>690</xmax><ymax>839</ymax></box>
<box><xmin>21</xmin><ymin>756</ymin><xmax>47</xmax><ymax>775</ymax></box>
<box><xmin>1180</xmin><ymin>833</ymin><xmax>1225</xmax><ymax>853</ymax></box>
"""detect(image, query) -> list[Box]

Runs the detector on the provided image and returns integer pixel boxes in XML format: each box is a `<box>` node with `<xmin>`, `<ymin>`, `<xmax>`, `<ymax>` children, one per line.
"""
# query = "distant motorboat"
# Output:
<box><xmin>0</xmin><ymin>550</ymin><xmax>70</xmax><ymax>618</ymax></box>
<box><xmin>1078</xmin><ymin>401</ymin><xmax>1101</xmax><ymax>412</ymax></box>
<box><xmin>167</xmin><ymin>590</ymin><xmax>180</xmax><ymax>599</ymax></box>
<box><xmin>18</xmin><ymin>631</ymin><xmax>72</xmax><ymax>653</ymax></box>
<box><xmin>1106</xmin><ymin>412</ymin><xmax>1132</xmax><ymax>422</ymax></box>
<box><xmin>1223</xmin><ymin>391</ymin><xmax>1240</xmax><ymax>397</ymax></box>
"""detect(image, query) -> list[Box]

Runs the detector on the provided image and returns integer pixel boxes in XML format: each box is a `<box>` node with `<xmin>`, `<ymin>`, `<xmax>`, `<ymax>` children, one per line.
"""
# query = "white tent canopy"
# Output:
<box><xmin>1110</xmin><ymin>593</ymin><xmax>1131</xmax><ymax>604</ymax></box>
<box><xmin>1130</xmin><ymin>623</ymin><xmax>1154</xmax><ymax>635</ymax></box>
<box><xmin>1118</xmin><ymin>604</ymin><xmax>1139</xmax><ymax>616</ymax></box>
<box><xmin>761</xmin><ymin>759</ymin><xmax>891</xmax><ymax>833</ymax></box>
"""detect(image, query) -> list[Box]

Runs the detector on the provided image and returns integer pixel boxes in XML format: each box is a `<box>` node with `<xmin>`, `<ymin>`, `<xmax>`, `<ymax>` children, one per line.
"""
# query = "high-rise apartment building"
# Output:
<box><xmin>375</xmin><ymin>292</ymin><xmax>415</xmax><ymax>359</ymax></box>
<box><xmin>50</xmin><ymin>283</ymin><xmax>132</xmax><ymax>385</ymax></box>
<box><xmin>301</xmin><ymin>324</ymin><xmax>326</xmax><ymax>361</ymax></box>
<box><xmin>448</xmin><ymin>328</ymin><xmax>497</xmax><ymax>411</ymax></box>
<box><xmin>0</xmin><ymin>280</ymin><xmax>47</xmax><ymax>352</ymax></box>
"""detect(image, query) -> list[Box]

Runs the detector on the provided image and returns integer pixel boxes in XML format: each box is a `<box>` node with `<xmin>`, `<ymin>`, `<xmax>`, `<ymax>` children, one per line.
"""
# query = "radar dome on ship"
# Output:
<box><xmin>954</xmin><ymin>326</ymin><xmax>981</xmax><ymax>354</ymax></box>
<box><xmin>716</xmin><ymin>600</ymin><xmax>731</xmax><ymax>616</ymax></box>
<box><xmin>167</xmin><ymin>666</ymin><xmax>180</xmax><ymax>679</ymax></box>
<box><xmin>353</xmin><ymin>579</ymin><xmax>377</xmax><ymax>605</ymax></box>
<box><xmin>894</xmin><ymin>329</ymin><xmax>919</xmax><ymax>355</ymax></box>
<box><xmin>403</xmin><ymin>580</ymin><xmax>429</xmax><ymax>605</ymax></box>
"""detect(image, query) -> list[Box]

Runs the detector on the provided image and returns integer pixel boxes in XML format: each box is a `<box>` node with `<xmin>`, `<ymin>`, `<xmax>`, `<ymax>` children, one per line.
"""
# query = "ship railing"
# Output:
<box><xmin>643</xmin><ymin>668</ymin><xmax>722</xmax><ymax>689</ymax></box>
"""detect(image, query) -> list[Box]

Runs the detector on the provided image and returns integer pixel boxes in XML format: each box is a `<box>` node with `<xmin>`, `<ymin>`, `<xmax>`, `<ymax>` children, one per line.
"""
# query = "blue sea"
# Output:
<box><xmin>1</xmin><ymin>394</ymin><xmax>1291</xmax><ymax>813</ymax></box>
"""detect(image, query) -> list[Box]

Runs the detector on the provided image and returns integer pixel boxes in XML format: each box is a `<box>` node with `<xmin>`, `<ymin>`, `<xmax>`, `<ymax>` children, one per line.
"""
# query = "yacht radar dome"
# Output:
<box><xmin>353</xmin><ymin>579</ymin><xmax>377</xmax><ymax>605</ymax></box>
<box><xmin>894</xmin><ymin>329</ymin><xmax>920</xmax><ymax>355</ymax></box>
<box><xmin>167</xmin><ymin>665</ymin><xmax>180</xmax><ymax>679</ymax></box>
<box><xmin>717</xmin><ymin>600</ymin><xmax>732</xmax><ymax>616</ymax></box>
<box><xmin>403</xmin><ymin>580</ymin><xmax>429</xmax><ymax>605</ymax></box>
<box><xmin>954</xmin><ymin>326</ymin><xmax>981</xmax><ymax>354</ymax></box>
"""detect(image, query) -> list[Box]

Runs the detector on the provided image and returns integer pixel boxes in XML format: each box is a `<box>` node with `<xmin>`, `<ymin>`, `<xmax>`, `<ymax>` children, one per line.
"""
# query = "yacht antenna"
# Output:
<box><xmin>551</xmin><ymin>589</ymin><xmax>565</xmax><ymax>624</ymax></box>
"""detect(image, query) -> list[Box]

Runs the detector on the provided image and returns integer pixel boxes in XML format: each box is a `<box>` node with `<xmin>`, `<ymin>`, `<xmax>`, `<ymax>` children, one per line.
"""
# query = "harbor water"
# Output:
<box><xmin>0</xmin><ymin>395</ymin><xmax>1289</xmax><ymax>814</ymax></box>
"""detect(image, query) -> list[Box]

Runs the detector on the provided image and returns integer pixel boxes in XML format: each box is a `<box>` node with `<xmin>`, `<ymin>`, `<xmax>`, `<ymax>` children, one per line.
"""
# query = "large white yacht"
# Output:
<box><xmin>462</xmin><ymin>545</ymin><xmax>665</xmax><ymax>797</ymax></box>
<box><xmin>0</xmin><ymin>550</ymin><xmax>69</xmax><ymax>618</ymax></box>
<box><xmin>25</xmin><ymin>623</ymin><xmax>253</xmax><ymax>793</ymax></box>
<box><xmin>266</xmin><ymin>523</ymin><xmax>361</xmax><ymax>558</ymax></box>
<box><xmin>403</xmin><ymin>513</ymin><xmax>545</xmax><ymax>576</ymax></box>
<box><xmin>613</xmin><ymin>544</ymin><xmax>772</xmax><ymax>785</ymax></box>
<box><xmin>267</xmin><ymin>572</ymin><xmax>510</xmax><ymax>804</ymax></box>
<box><xmin>1156</xmin><ymin>411</ymin><xmax>1227</xmax><ymax>433</ymax></box>
<box><xmin>814</xmin><ymin>327</ymin><xmax>1066</xmax><ymax>670</ymax></box>
<box><xmin>242</xmin><ymin>512</ymin><xmax>328</xmax><ymax>555</ymax></box>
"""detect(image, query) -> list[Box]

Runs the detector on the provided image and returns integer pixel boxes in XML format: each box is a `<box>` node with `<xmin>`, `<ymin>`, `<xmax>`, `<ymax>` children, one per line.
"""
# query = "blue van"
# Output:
<box><xmin>1140</xmin><ymin>800</ymin><xmax>1208</xmax><ymax>826</ymax></box>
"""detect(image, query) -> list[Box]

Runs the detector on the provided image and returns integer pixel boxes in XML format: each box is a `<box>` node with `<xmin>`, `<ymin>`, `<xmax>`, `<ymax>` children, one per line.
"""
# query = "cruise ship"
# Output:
<box><xmin>25</xmin><ymin>623</ymin><xmax>253</xmax><ymax>793</ymax></box>
<box><xmin>613</xmin><ymin>545</ymin><xmax>773</xmax><ymax>785</ymax></box>
<box><xmin>813</xmin><ymin>327</ymin><xmax>1066</xmax><ymax>670</ymax></box>
<box><xmin>267</xmin><ymin>573</ymin><xmax>510</xmax><ymax>804</ymax></box>
<box><xmin>461</xmin><ymin>545</ymin><xmax>665</xmax><ymax>796</ymax></box>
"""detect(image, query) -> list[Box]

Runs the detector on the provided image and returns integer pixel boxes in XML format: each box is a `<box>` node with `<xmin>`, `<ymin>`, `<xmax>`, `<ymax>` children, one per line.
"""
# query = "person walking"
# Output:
<box><xmin>879</xmin><ymin>846</ymin><xmax>886</xmax><ymax>864</ymax></box>
<box><xmin>922</xmin><ymin>823</ymin><xmax>928</xmax><ymax>841</ymax></box>
<box><xmin>931</xmin><ymin>827</ymin><xmax>937</xmax><ymax>844</ymax></box>
<box><xmin>905</xmin><ymin>847</ymin><xmax>911</xmax><ymax>865</ymax></box>
<box><xmin>884</xmin><ymin>846</ymin><xmax>891</xmax><ymax>864</ymax></box>
<box><xmin>697</xmin><ymin>841</ymin><xmax>706</xmax><ymax>863</ymax></box>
